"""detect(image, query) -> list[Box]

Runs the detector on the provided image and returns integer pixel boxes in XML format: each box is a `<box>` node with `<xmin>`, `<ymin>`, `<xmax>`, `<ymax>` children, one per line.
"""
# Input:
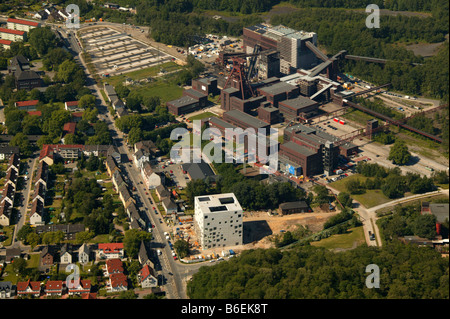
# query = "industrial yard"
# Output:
<box><xmin>78</xmin><ymin>26</ymin><xmax>174</xmax><ymax>77</ymax></box>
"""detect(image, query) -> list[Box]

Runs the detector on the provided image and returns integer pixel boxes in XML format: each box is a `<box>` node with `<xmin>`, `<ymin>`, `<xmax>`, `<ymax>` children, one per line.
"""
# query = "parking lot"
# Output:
<box><xmin>79</xmin><ymin>26</ymin><xmax>174</xmax><ymax>76</ymax></box>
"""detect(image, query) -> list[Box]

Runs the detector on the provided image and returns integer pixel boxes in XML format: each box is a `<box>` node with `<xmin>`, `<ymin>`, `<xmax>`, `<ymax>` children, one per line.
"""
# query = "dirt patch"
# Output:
<box><xmin>239</xmin><ymin>209</ymin><xmax>339</xmax><ymax>250</ymax></box>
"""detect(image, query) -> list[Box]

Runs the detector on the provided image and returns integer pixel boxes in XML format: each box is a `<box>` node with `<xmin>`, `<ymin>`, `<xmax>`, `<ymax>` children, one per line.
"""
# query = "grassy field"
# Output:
<box><xmin>329</xmin><ymin>174</ymin><xmax>391</xmax><ymax>208</ymax></box>
<box><xmin>105</xmin><ymin>61</ymin><xmax>182</xmax><ymax>87</ymax></box>
<box><xmin>311</xmin><ymin>226</ymin><xmax>366</xmax><ymax>250</ymax></box>
<box><xmin>188</xmin><ymin>112</ymin><xmax>216</xmax><ymax>121</ymax></box>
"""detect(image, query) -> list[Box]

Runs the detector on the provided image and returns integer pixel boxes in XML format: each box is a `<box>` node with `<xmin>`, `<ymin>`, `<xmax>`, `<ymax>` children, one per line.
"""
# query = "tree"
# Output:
<box><xmin>10</xmin><ymin>132</ymin><xmax>33</xmax><ymax>156</ymax></box>
<box><xmin>388</xmin><ymin>140</ymin><xmax>411</xmax><ymax>165</ymax></box>
<box><xmin>12</xmin><ymin>258</ymin><xmax>27</xmax><ymax>276</ymax></box>
<box><xmin>78</xmin><ymin>94</ymin><xmax>96</xmax><ymax>109</ymax></box>
<box><xmin>174</xmin><ymin>239</ymin><xmax>190</xmax><ymax>258</ymax></box>
<box><xmin>123</xmin><ymin>229</ymin><xmax>152</xmax><ymax>259</ymax></box>
<box><xmin>345</xmin><ymin>178</ymin><xmax>365</xmax><ymax>195</ymax></box>
<box><xmin>56</xmin><ymin>60</ymin><xmax>79</xmax><ymax>83</ymax></box>
<box><xmin>413</xmin><ymin>214</ymin><xmax>437</xmax><ymax>239</ymax></box>
<box><xmin>128</xmin><ymin>127</ymin><xmax>143</xmax><ymax>145</ymax></box>
<box><xmin>28</xmin><ymin>26</ymin><xmax>58</xmax><ymax>55</ymax></box>
<box><xmin>337</xmin><ymin>192</ymin><xmax>353</xmax><ymax>208</ymax></box>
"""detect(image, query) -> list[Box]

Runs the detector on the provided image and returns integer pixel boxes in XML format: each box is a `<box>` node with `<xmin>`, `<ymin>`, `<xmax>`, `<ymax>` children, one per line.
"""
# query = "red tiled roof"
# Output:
<box><xmin>71</xmin><ymin>112</ymin><xmax>84</xmax><ymax>118</ymax></box>
<box><xmin>17</xmin><ymin>279</ymin><xmax>41</xmax><ymax>293</ymax></box>
<box><xmin>7</xmin><ymin>18</ymin><xmax>39</xmax><ymax>27</ymax></box>
<box><xmin>0</xmin><ymin>27</ymin><xmax>25</xmax><ymax>35</ymax></box>
<box><xmin>110</xmin><ymin>273</ymin><xmax>128</xmax><ymax>288</ymax></box>
<box><xmin>138</xmin><ymin>264</ymin><xmax>155</xmax><ymax>282</ymax></box>
<box><xmin>27</xmin><ymin>111</ymin><xmax>42</xmax><ymax>116</ymax></box>
<box><xmin>98</xmin><ymin>243</ymin><xmax>124</xmax><ymax>254</ymax></box>
<box><xmin>82</xmin><ymin>292</ymin><xmax>97</xmax><ymax>299</ymax></box>
<box><xmin>16</xmin><ymin>100</ymin><xmax>39</xmax><ymax>107</ymax></box>
<box><xmin>0</xmin><ymin>39</ymin><xmax>12</xmax><ymax>45</ymax></box>
<box><xmin>65</xmin><ymin>101</ymin><xmax>79</xmax><ymax>107</ymax></box>
<box><xmin>39</xmin><ymin>144</ymin><xmax>54</xmax><ymax>160</ymax></box>
<box><xmin>68</xmin><ymin>279</ymin><xmax>91</xmax><ymax>292</ymax></box>
<box><xmin>106</xmin><ymin>258</ymin><xmax>124</xmax><ymax>274</ymax></box>
<box><xmin>45</xmin><ymin>280</ymin><xmax>63</xmax><ymax>291</ymax></box>
<box><xmin>63</xmin><ymin>122</ymin><xmax>77</xmax><ymax>135</ymax></box>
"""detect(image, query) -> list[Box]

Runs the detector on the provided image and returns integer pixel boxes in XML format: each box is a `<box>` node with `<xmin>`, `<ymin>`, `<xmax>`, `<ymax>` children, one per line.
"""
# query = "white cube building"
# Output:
<box><xmin>194</xmin><ymin>193</ymin><xmax>243</xmax><ymax>249</ymax></box>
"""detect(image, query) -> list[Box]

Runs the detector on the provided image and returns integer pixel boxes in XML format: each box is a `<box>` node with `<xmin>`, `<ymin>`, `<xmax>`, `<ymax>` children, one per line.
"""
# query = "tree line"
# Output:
<box><xmin>187</xmin><ymin>243</ymin><xmax>449</xmax><ymax>298</ymax></box>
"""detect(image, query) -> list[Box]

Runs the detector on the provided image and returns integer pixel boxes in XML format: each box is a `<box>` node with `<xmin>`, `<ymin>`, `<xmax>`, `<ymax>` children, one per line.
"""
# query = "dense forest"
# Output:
<box><xmin>187</xmin><ymin>243</ymin><xmax>449</xmax><ymax>298</ymax></box>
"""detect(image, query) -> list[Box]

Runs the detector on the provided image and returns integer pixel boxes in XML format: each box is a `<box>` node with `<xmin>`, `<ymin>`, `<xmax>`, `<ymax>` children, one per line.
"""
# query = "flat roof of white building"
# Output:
<box><xmin>195</xmin><ymin>193</ymin><xmax>242</xmax><ymax>214</ymax></box>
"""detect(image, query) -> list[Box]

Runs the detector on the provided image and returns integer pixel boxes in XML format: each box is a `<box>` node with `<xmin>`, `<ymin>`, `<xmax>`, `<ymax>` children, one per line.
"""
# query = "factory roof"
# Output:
<box><xmin>167</xmin><ymin>96</ymin><xmax>197</xmax><ymax>108</ymax></box>
<box><xmin>281</xmin><ymin>141</ymin><xmax>316</xmax><ymax>157</ymax></box>
<box><xmin>224</xmin><ymin>109</ymin><xmax>269</xmax><ymax>129</ymax></box>
<box><xmin>258</xmin><ymin>81</ymin><xmax>297</xmax><ymax>96</ymax></box>
<box><xmin>279</xmin><ymin>95</ymin><xmax>318</xmax><ymax>110</ymax></box>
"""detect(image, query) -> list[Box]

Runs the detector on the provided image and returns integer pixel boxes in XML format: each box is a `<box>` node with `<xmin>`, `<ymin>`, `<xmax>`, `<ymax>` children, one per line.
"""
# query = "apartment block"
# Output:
<box><xmin>194</xmin><ymin>193</ymin><xmax>243</xmax><ymax>249</ymax></box>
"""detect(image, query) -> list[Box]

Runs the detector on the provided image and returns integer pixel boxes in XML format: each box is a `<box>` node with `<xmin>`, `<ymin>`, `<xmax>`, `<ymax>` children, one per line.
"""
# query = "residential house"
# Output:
<box><xmin>32</xmin><ymin>182</ymin><xmax>46</xmax><ymax>205</ymax></box>
<box><xmin>68</xmin><ymin>280</ymin><xmax>91</xmax><ymax>296</ymax></box>
<box><xmin>8</xmin><ymin>153</ymin><xmax>20</xmax><ymax>173</ymax></box>
<box><xmin>64</xmin><ymin>101</ymin><xmax>80</xmax><ymax>111</ymax></box>
<box><xmin>40</xmin><ymin>246</ymin><xmax>55</xmax><ymax>267</ymax></box>
<box><xmin>133</xmin><ymin>149</ymin><xmax>149</xmax><ymax>169</ymax></box>
<box><xmin>9</xmin><ymin>56</ymin><xmax>42</xmax><ymax>90</ymax></box>
<box><xmin>108</xmin><ymin>273</ymin><xmax>128</xmax><ymax>293</ymax></box>
<box><xmin>129</xmin><ymin>204</ymin><xmax>145</xmax><ymax>229</ymax></box>
<box><xmin>78</xmin><ymin>243</ymin><xmax>90</xmax><ymax>264</ymax></box>
<box><xmin>105</xmin><ymin>155</ymin><xmax>119</xmax><ymax>177</ymax></box>
<box><xmin>97</xmin><ymin>243</ymin><xmax>124</xmax><ymax>259</ymax></box>
<box><xmin>0</xmin><ymin>146</ymin><xmax>20</xmax><ymax>160</ymax></box>
<box><xmin>134</xmin><ymin>140</ymin><xmax>159</xmax><ymax>156</ymax></box>
<box><xmin>16</xmin><ymin>280</ymin><xmax>41</xmax><ymax>297</ymax></box>
<box><xmin>83</xmin><ymin>144</ymin><xmax>110</xmax><ymax>157</ymax></box>
<box><xmin>112</xmin><ymin>170</ymin><xmax>126</xmax><ymax>191</ymax></box>
<box><xmin>137</xmin><ymin>264</ymin><xmax>158</xmax><ymax>288</ymax></box>
<box><xmin>162</xmin><ymin>197</ymin><xmax>178</xmax><ymax>215</ymax></box>
<box><xmin>107</xmin><ymin>145</ymin><xmax>121</xmax><ymax>163</ymax></box>
<box><xmin>7</xmin><ymin>18</ymin><xmax>40</xmax><ymax>32</ymax></box>
<box><xmin>62</xmin><ymin>122</ymin><xmax>77</xmax><ymax>143</ymax></box>
<box><xmin>155</xmin><ymin>185</ymin><xmax>170</xmax><ymax>201</ymax></box>
<box><xmin>34</xmin><ymin>224</ymin><xmax>85</xmax><ymax>241</ymax></box>
<box><xmin>39</xmin><ymin>144</ymin><xmax>55</xmax><ymax>166</ymax></box>
<box><xmin>0</xmin><ymin>28</ymin><xmax>27</xmax><ymax>42</ymax></box>
<box><xmin>138</xmin><ymin>241</ymin><xmax>154</xmax><ymax>268</ymax></box>
<box><xmin>5</xmin><ymin>247</ymin><xmax>21</xmax><ymax>263</ymax></box>
<box><xmin>5</xmin><ymin>168</ymin><xmax>17</xmax><ymax>189</ymax></box>
<box><xmin>118</xmin><ymin>183</ymin><xmax>135</xmax><ymax>209</ymax></box>
<box><xmin>44</xmin><ymin>281</ymin><xmax>64</xmax><ymax>296</ymax></box>
<box><xmin>0</xmin><ymin>201</ymin><xmax>12</xmax><ymax>226</ymax></box>
<box><xmin>34</xmin><ymin>161</ymin><xmax>48</xmax><ymax>190</ymax></box>
<box><xmin>105</xmin><ymin>258</ymin><xmax>124</xmax><ymax>276</ymax></box>
<box><xmin>29</xmin><ymin>199</ymin><xmax>45</xmax><ymax>225</ymax></box>
<box><xmin>0</xmin><ymin>39</ymin><xmax>12</xmax><ymax>50</ymax></box>
<box><xmin>60</xmin><ymin>243</ymin><xmax>72</xmax><ymax>264</ymax></box>
<box><xmin>141</xmin><ymin>162</ymin><xmax>164</xmax><ymax>189</ymax></box>
<box><xmin>0</xmin><ymin>282</ymin><xmax>14</xmax><ymax>299</ymax></box>
<box><xmin>1</xmin><ymin>184</ymin><xmax>15</xmax><ymax>206</ymax></box>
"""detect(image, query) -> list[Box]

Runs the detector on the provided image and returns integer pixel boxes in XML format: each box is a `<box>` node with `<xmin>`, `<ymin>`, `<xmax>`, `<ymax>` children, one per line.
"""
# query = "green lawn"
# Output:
<box><xmin>188</xmin><ymin>112</ymin><xmax>216</xmax><ymax>121</ymax></box>
<box><xmin>329</xmin><ymin>174</ymin><xmax>391</xmax><ymax>208</ymax></box>
<box><xmin>311</xmin><ymin>226</ymin><xmax>366</xmax><ymax>250</ymax></box>
<box><xmin>106</xmin><ymin>62</ymin><xmax>182</xmax><ymax>87</ymax></box>
<box><xmin>135</xmin><ymin>80</ymin><xmax>184</xmax><ymax>103</ymax></box>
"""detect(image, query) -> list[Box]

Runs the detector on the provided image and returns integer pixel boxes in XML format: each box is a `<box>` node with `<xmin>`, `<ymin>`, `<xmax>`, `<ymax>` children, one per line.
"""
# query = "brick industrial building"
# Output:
<box><xmin>243</xmin><ymin>24</ymin><xmax>318</xmax><ymax>74</ymax></box>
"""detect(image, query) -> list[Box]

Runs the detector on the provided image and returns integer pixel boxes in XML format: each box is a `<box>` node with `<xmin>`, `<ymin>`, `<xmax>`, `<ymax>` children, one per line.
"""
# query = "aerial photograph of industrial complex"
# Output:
<box><xmin>0</xmin><ymin>0</ymin><xmax>448</xmax><ymax>313</ymax></box>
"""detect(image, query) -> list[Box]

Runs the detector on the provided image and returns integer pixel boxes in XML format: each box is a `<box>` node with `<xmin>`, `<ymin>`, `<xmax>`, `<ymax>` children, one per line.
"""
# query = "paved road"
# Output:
<box><xmin>58</xmin><ymin>27</ymin><xmax>216</xmax><ymax>298</ymax></box>
<box><xmin>10</xmin><ymin>154</ymin><xmax>39</xmax><ymax>249</ymax></box>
